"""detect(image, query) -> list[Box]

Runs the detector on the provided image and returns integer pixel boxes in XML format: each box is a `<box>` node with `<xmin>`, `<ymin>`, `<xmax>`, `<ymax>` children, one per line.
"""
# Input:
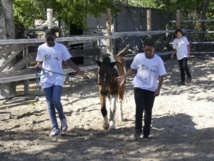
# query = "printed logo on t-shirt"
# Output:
<box><xmin>137</xmin><ymin>64</ymin><xmax>157</xmax><ymax>85</ymax></box>
<box><xmin>44</xmin><ymin>54</ymin><xmax>51</xmax><ymax>60</ymax></box>
<box><xmin>139</xmin><ymin>64</ymin><xmax>145</xmax><ymax>70</ymax></box>
<box><xmin>54</xmin><ymin>56</ymin><xmax>59</xmax><ymax>61</ymax></box>
<box><xmin>176</xmin><ymin>40</ymin><xmax>185</xmax><ymax>47</ymax></box>
<box><xmin>139</xmin><ymin>64</ymin><xmax>157</xmax><ymax>73</ymax></box>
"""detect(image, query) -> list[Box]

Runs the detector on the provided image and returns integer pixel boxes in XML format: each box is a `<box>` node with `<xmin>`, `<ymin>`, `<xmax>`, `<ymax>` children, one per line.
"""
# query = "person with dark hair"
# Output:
<box><xmin>35</xmin><ymin>28</ymin><xmax>88</xmax><ymax>137</ymax></box>
<box><xmin>171</xmin><ymin>29</ymin><xmax>192</xmax><ymax>85</ymax></box>
<box><xmin>116</xmin><ymin>38</ymin><xmax>167</xmax><ymax>140</ymax></box>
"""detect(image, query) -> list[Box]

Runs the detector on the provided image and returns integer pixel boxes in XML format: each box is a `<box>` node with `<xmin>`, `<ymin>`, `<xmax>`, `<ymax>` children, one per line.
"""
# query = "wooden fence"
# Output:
<box><xmin>0</xmin><ymin>30</ymin><xmax>172</xmax><ymax>95</ymax></box>
<box><xmin>0</xmin><ymin>29</ymin><xmax>213</xmax><ymax>96</ymax></box>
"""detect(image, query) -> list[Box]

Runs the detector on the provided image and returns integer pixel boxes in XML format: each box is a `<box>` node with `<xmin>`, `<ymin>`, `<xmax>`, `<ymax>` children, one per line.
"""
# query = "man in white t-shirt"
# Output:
<box><xmin>35</xmin><ymin>29</ymin><xmax>88</xmax><ymax>137</ymax></box>
<box><xmin>171</xmin><ymin>29</ymin><xmax>192</xmax><ymax>85</ymax></box>
<box><xmin>116</xmin><ymin>39</ymin><xmax>167</xmax><ymax>140</ymax></box>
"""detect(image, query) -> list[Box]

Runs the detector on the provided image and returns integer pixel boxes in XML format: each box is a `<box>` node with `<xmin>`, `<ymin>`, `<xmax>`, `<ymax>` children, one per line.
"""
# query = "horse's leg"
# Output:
<box><xmin>118</xmin><ymin>99</ymin><xmax>123</xmax><ymax>121</ymax></box>
<box><xmin>100</xmin><ymin>95</ymin><xmax>109</xmax><ymax>130</ymax></box>
<box><xmin>118</xmin><ymin>83</ymin><xmax>125</xmax><ymax>121</ymax></box>
<box><xmin>109</xmin><ymin>94</ymin><xmax>117</xmax><ymax>129</ymax></box>
<box><xmin>107</xmin><ymin>96</ymin><xmax>111</xmax><ymax>122</ymax></box>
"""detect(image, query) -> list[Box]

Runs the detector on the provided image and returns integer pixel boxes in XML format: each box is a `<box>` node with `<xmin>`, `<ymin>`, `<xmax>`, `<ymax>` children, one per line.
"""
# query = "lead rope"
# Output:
<box><xmin>35</xmin><ymin>67</ymin><xmax>96</xmax><ymax>95</ymax></box>
<box><xmin>35</xmin><ymin>70</ymin><xmax>41</xmax><ymax>95</ymax></box>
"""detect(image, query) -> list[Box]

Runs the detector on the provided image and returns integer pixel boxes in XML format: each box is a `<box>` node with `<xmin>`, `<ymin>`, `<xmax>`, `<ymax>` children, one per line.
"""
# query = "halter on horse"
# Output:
<box><xmin>96</xmin><ymin>55</ymin><xmax>126</xmax><ymax>130</ymax></box>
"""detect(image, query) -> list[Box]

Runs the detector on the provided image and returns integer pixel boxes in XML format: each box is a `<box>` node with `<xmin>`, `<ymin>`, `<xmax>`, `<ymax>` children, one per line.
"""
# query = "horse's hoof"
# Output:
<box><xmin>109</xmin><ymin>121</ymin><xmax>115</xmax><ymax>130</ymax></box>
<box><xmin>109</xmin><ymin>125</ymin><xmax>116</xmax><ymax>130</ymax></box>
<box><xmin>103</xmin><ymin>123</ymin><xmax>109</xmax><ymax>130</ymax></box>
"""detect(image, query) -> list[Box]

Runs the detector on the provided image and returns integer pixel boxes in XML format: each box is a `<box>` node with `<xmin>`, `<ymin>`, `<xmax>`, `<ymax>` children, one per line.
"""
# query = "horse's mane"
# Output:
<box><xmin>101</xmin><ymin>54</ymin><xmax>125</xmax><ymax>66</ymax></box>
<box><xmin>114</xmin><ymin>55</ymin><xmax>125</xmax><ymax>65</ymax></box>
<box><xmin>101</xmin><ymin>55</ymin><xmax>112</xmax><ymax>64</ymax></box>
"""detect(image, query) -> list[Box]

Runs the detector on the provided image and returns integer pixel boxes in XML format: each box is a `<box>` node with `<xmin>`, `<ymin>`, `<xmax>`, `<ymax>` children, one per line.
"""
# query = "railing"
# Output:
<box><xmin>0</xmin><ymin>30</ymin><xmax>213</xmax><ymax>95</ymax></box>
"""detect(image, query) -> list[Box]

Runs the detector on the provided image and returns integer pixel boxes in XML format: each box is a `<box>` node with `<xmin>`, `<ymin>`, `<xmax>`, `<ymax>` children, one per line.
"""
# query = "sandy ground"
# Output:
<box><xmin>0</xmin><ymin>56</ymin><xmax>214</xmax><ymax>161</ymax></box>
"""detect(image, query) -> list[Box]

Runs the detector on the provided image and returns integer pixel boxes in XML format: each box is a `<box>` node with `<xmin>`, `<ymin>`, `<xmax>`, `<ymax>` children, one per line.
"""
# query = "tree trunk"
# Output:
<box><xmin>201</xmin><ymin>0</ymin><xmax>210</xmax><ymax>31</ymax></box>
<box><xmin>0</xmin><ymin>0</ymin><xmax>16</xmax><ymax>99</ymax></box>
<box><xmin>1</xmin><ymin>0</ymin><xmax>15</xmax><ymax>38</ymax></box>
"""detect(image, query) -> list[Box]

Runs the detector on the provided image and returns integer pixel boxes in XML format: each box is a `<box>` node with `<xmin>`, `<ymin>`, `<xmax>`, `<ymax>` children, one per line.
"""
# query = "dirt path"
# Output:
<box><xmin>0</xmin><ymin>57</ymin><xmax>214</xmax><ymax>161</ymax></box>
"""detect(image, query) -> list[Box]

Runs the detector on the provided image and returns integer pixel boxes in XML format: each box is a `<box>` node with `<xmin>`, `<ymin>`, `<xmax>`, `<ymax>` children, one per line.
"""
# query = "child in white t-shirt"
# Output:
<box><xmin>171</xmin><ymin>29</ymin><xmax>192</xmax><ymax>85</ymax></box>
<box><xmin>35</xmin><ymin>29</ymin><xmax>88</xmax><ymax>137</ymax></box>
<box><xmin>116</xmin><ymin>39</ymin><xmax>167</xmax><ymax>140</ymax></box>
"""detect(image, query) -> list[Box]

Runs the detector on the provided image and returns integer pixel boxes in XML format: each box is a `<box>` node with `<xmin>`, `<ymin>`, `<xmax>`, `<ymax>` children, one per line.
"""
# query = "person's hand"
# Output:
<box><xmin>154</xmin><ymin>88</ymin><xmax>160</xmax><ymax>96</ymax></box>
<box><xmin>187</xmin><ymin>53</ymin><xmax>190</xmax><ymax>58</ymax></box>
<box><xmin>34</xmin><ymin>64</ymin><xmax>42</xmax><ymax>71</ymax></box>
<box><xmin>170</xmin><ymin>54</ymin><xmax>174</xmax><ymax>59</ymax></box>
<box><xmin>116</xmin><ymin>75</ymin><xmax>125</xmax><ymax>82</ymax></box>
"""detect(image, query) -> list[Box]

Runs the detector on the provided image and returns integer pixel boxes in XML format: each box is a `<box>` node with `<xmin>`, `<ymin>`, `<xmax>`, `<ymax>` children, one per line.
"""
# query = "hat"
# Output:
<box><xmin>45</xmin><ymin>28</ymin><xmax>56</xmax><ymax>36</ymax></box>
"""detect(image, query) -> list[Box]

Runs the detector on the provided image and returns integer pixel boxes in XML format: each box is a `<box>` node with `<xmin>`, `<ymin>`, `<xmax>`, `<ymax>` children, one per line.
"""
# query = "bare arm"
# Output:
<box><xmin>154</xmin><ymin>75</ymin><xmax>164</xmax><ymax>96</ymax></box>
<box><xmin>66</xmin><ymin>59</ymin><xmax>88</xmax><ymax>79</ymax></box>
<box><xmin>171</xmin><ymin>49</ymin><xmax>176</xmax><ymax>59</ymax></box>
<box><xmin>187</xmin><ymin>45</ymin><xmax>190</xmax><ymax>58</ymax></box>
<box><xmin>116</xmin><ymin>68</ymin><xmax>137</xmax><ymax>82</ymax></box>
<box><xmin>34</xmin><ymin>61</ymin><xmax>43</xmax><ymax>71</ymax></box>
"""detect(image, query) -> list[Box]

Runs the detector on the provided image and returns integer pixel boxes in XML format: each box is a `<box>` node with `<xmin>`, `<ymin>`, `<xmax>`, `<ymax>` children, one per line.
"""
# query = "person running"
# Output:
<box><xmin>35</xmin><ymin>28</ymin><xmax>88</xmax><ymax>137</ymax></box>
<box><xmin>171</xmin><ymin>29</ymin><xmax>192</xmax><ymax>85</ymax></box>
<box><xmin>116</xmin><ymin>38</ymin><xmax>167</xmax><ymax>140</ymax></box>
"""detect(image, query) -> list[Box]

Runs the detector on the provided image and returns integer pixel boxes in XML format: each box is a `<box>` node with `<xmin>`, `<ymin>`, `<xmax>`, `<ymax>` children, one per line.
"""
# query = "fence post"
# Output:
<box><xmin>60</xmin><ymin>20</ymin><xmax>66</xmax><ymax>37</ymax></box>
<box><xmin>47</xmin><ymin>8</ymin><xmax>53</xmax><ymax>29</ymax></box>
<box><xmin>176</xmin><ymin>10</ymin><xmax>181</xmax><ymax>29</ymax></box>
<box><xmin>106</xmin><ymin>8</ymin><xmax>112</xmax><ymax>56</ymax></box>
<box><xmin>147</xmin><ymin>9</ymin><xmax>152</xmax><ymax>38</ymax></box>
<box><xmin>23</xmin><ymin>47</ymin><xmax>29</xmax><ymax>94</ymax></box>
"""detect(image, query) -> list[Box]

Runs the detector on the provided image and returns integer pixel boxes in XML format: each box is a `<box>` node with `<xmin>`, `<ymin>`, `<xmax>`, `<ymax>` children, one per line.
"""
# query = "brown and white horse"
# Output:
<box><xmin>96</xmin><ymin>55</ymin><xmax>126</xmax><ymax>130</ymax></box>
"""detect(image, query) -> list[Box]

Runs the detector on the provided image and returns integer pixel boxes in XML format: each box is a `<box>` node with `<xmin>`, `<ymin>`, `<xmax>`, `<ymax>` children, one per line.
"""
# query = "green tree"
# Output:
<box><xmin>126</xmin><ymin>0</ymin><xmax>213</xmax><ymax>20</ymax></box>
<box><xmin>127</xmin><ymin>0</ymin><xmax>163</xmax><ymax>8</ymax></box>
<box><xmin>13</xmin><ymin>0</ymin><xmax>120</xmax><ymax>30</ymax></box>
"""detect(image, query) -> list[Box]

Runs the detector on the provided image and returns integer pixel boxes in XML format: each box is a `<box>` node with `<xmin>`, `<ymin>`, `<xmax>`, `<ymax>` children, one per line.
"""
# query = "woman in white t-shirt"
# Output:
<box><xmin>116</xmin><ymin>39</ymin><xmax>167</xmax><ymax>140</ymax></box>
<box><xmin>171</xmin><ymin>29</ymin><xmax>192</xmax><ymax>85</ymax></box>
<box><xmin>35</xmin><ymin>29</ymin><xmax>88</xmax><ymax>137</ymax></box>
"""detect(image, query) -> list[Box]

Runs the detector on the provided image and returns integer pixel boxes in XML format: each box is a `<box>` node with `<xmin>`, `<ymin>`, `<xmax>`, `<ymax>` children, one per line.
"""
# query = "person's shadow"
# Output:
<box><xmin>151</xmin><ymin>113</ymin><xmax>214</xmax><ymax>160</ymax></box>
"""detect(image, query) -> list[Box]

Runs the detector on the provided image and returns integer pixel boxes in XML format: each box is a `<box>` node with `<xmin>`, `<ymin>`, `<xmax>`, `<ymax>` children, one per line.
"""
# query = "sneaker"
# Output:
<box><xmin>61</xmin><ymin>118</ymin><xmax>68</xmax><ymax>132</ymax></box>
<box><xmin>134</xmin><ymin>130</ymin><xmax>141</xmax><ymax>140</ymax></box>
<box><xmin>49</xmin><ymin>128</ymin><xmax>60</xmax><ymax>137</ymax></box>
<box><xmin>143</xmin><ymin>135</ymin><xmax>149</xmax><ymax>139</ymax></box>
<box><xmin>178</xmin><ymin>81</ymin><xmax>185</xmax><ymax>86</ymax></box>
<box><xmin>186</xmin><ymin>77</ymin><xmax>192</xmax><ymax>83</ymax></box>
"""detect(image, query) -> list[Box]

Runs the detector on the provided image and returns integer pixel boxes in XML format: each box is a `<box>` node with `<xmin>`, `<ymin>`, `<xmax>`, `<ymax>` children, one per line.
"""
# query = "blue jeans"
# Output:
<box><xmin>44</xmin><ymin>85</ymin><xmax>65</xmax><ymax>129</ymax></box>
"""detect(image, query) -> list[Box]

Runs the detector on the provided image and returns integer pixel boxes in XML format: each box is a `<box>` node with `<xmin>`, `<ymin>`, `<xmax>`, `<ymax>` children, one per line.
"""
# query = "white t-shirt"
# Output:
<box><xmin>172</xmin><ymin>36</ymin><xmax>189</xmax><ymax>60</ymax></box>
<box><xmin>36</xmin><ymin>42</ymin><xmax>72</xmax><ymax>89</ymax></box>
<box><xmin>131</xmin><ymin>53</ymin><xmax>167</xmax><ymax>92</ymax></box>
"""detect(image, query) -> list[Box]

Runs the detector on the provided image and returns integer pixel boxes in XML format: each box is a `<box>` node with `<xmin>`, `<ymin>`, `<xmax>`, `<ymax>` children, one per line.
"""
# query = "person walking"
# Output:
<box><xmin>171</xmin><ymin>29</ymin><xmax>192</xmax><ymax>85</ymax></box>
<box><xmin>35</xmin><ymin>28</ymin><xmax>88</xmax><ymax>137</ymax></box>
<box><xmin>116</xmin><ymin>38</ymin><xmax>167</xmax><ymax>140</ymax></box>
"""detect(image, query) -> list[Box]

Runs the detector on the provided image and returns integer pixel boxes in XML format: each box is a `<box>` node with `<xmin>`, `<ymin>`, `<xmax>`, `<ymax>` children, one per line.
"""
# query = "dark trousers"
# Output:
<box><xmin>134</xmin><ymin>88</ymin><xmax>155</xmax><ymax>137</ymax></box>
<box><xmin>178</xmin><ymin>58</ymin><xmax>191</xmax><ymax>82</ymax></box>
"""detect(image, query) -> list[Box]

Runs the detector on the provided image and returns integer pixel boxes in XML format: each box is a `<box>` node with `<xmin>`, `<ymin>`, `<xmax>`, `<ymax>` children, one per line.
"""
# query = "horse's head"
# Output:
<box><xmin>96</xmin><ymin>56</ymin><xmax>118</xmax><ymax>96</ymax></box>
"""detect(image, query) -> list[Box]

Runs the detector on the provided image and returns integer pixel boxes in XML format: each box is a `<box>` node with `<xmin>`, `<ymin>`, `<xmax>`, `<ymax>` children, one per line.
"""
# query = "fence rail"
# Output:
<box><xmin>0</xmin><ymin>65</ymin><xmax>98</xmax><ymax>84</ymax></box>
<box><xmin>170</xmin><ymin>19</ymin><xmax>214</xmax><ymax>23</ymax></box>
<box><xmin>0</xmin><ymin>30</ymin><xmax>175</xmax><ymax>46</ymax></box>
<box><xmin>0</xmin><ymin>29</ymin><xmax>214</xmax><ymax>96</ymax></box>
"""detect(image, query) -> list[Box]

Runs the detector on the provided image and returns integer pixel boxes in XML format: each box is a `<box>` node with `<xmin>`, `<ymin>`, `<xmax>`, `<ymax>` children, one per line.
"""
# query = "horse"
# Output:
<box><xmin>96</xmin><ymin>55</ymin><xmax>126</xmax><ymax>130</ymax></box>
